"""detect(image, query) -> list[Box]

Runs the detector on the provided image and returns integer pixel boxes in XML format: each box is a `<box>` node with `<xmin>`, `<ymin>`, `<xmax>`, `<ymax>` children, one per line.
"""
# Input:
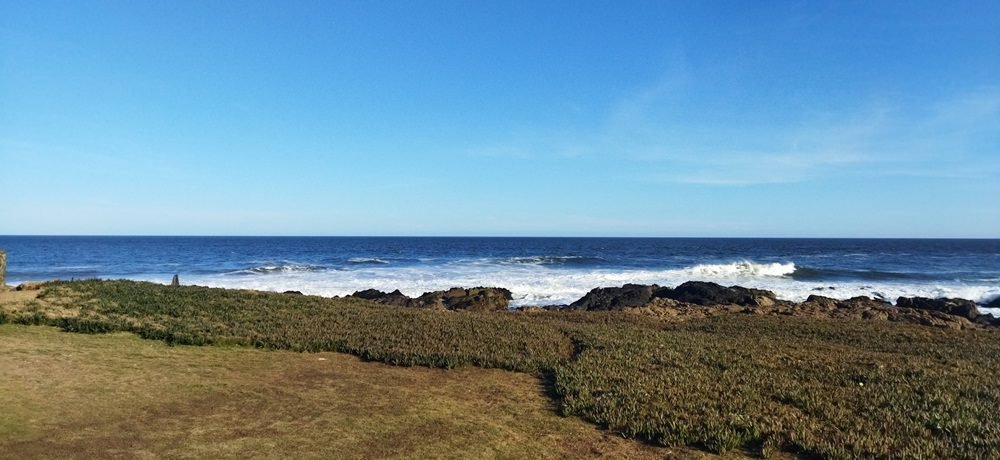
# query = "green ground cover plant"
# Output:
<box><xmin>3</xmin><ymin>279</ymin><xmax>998</xmax><ymax>459</ymax></box>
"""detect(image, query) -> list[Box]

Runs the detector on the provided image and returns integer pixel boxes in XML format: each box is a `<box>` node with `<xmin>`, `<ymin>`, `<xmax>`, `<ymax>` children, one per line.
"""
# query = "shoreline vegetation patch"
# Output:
<box><xmin>3</xmin><ymin>279</ymin><xmax>999</xmax><ymax>459</ymax></box>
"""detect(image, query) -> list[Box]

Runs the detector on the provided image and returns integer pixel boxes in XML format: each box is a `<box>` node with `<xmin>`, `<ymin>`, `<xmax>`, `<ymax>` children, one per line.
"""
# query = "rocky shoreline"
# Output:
<box><xmin>347</xmin><ymin>281</ymin><xmax>1000</xmax><ymax>329</ymax></box>
<box><xmin>6</xmin><ymin>278</ymin><xmax>999</xmax><ymax>330</ymax></box>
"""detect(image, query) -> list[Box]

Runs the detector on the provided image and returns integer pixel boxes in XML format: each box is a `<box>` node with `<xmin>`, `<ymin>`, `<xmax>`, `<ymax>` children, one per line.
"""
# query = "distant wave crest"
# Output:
<box><xmin>681</xmin><ymin>261</ymin><xmax>796</xmax><ymax>278</ymax></box>
<box><xmin>348</xmin><ymin>258</ymin><xmax>390</xmax><ymax>265</ymax></box>
<box><xmin>502</xmin><ymin>255</ymin><xmax>606</xmax><ymax>266</ymax></box>
<box><xmin>228</xmin><ymin>262</ymin><xmax>325</xmax><ymax>275</ymax></box>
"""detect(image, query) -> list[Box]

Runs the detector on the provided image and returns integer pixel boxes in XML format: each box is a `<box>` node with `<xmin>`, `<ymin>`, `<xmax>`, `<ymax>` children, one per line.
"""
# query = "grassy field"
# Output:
<box><xmin>0</xmin><ymin>324</ymin><xmax>687</xmax><ymax>459</ymax></box>
<box><xmin>2</xmin><ymin>280</ymin><xmax>999</xmax><ymax>458</ymax></box>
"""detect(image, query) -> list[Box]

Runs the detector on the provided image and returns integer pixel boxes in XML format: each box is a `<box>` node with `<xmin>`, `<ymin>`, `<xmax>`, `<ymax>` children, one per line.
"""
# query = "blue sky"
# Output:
<box><xmin>1</xmin><ymin>1</ymin><xmax>998</xmax><ymax>237</ymax></box>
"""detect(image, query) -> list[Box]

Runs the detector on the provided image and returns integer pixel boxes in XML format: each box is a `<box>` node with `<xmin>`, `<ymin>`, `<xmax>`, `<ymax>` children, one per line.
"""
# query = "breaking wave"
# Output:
<box><xmin>131</xmin><ymin>259</ymin><xmax>999</xmax><ymax>313</ymax></box>
<box><xmin>502</xmin><ymin>255</ymin><xmax>607</xmax><ymax>266</ymax></box>
<box><xmin>681</xmin><ymin>261</ymin><xmax>796</xmax><ymax>278</ymax></box>
<box><xmin>348</xmin><ymin>258</ymin><xmax>390</xmax><ymax>265</ymax></box>
<box><xmin>227</xmin><ymin>262</ymin><xmax>325</xmax><ymax>275</ymax></box>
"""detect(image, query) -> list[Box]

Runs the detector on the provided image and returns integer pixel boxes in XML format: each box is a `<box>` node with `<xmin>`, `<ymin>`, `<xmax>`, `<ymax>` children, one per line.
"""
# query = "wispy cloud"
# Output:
<box><xmin>466</xmin><ymin>75</ymin><xmax>1000</xmax><ymax>187</ymax></box>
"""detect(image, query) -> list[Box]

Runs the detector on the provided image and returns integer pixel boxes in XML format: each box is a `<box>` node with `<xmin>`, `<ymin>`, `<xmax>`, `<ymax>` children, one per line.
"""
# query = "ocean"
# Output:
<box><xmin>1</xmin><ymin>236</ymin><xmax>998</xmax><ymax>314</ymax></box>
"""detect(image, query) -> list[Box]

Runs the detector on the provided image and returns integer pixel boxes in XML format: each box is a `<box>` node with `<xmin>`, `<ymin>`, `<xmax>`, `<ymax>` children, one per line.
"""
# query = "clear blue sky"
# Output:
<box><xmin>1</xmin><ymin>1</ymin><xmax>997</xmax><ymax>237</ymax></box>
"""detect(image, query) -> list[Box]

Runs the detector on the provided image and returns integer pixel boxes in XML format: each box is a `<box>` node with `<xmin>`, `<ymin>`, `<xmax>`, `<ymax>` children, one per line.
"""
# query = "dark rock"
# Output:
<box><xmin>661</xmin><ymin>281</ymin><xmax>777</xmax><ymax>307</ymax></box>
<box><xmin>984</xmin><ymin>296</ymin><xmax>1000</xmax><ymax>309</ymax></box>
<box><xmin>897</xmin><ymin>296</ymin><xmax>980</xmax><ymax>320</ymax></box>
<box><xmin>974</xmin><ymin>314</ymin><xmax>1000</xmax><ymax>327</ymax></box>
<box><xmin>351</xmin><ymin>289</ymin><xmax>411</xmax><ymax>307</ymax></box>
<box><xmin>352</xmin><ymin>288</ymin><xmax>389</xmax><ymax>300</ymax></box>
<box><xmin>410</xmin><ymin>291</ymin><xmax>448</xmax><ymax>309</ymax></box>
<box><xmin>283</xmin><ymin>290</ymin><xmax>304</xmax><ymax>295</ymax></box>
<box><xmin>838</xmin><ymin>296</ymin><xmax>891</xmax><ymax>309</ymax></box>
<box><xmin>569</xmin><ymin>284</ymin><xmax>658</xmax><ymax>311</ymax></box>
<box><xmin>651</xmin><ymin>286</ymin><xmax>674</xmax><ymax>298</ymax></box>
<box><xmin>170</xmin><ymin>274</ymin><xmax>180</xmax><ymax>287</ymax></box>
<box><xmin>352</xmin><ymin>287</ymin><xmax>512</xmax><ymax>311</ymax></box>
<box><xmin>440</xmin><ymin>286</ymin><xmax>513</xmax><ymax>312</ymax></box>
<box><xmin>802</xmin><ymin>295</ymin><xmax>839</xmax><ymax>309</ymax></box>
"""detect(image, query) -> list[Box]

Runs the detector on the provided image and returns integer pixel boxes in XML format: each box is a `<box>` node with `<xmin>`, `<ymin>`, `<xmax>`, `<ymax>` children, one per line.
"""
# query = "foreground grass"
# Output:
<box><xmin>0</xmin><ymin>324</ymin><xmax>680</xmax><ymax>459</ymax></box>
<box><xmin>3</xmin><ymin>280</ymin><xmax>999</xmax><ymax>458</ymax></box>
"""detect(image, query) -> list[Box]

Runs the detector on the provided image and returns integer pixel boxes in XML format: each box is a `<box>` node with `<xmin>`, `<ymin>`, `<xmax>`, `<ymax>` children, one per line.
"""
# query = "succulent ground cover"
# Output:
<box><xmin>2</xmin><ymin>279</ymin><xmax>998</xmax><ymax>458</ymax></box>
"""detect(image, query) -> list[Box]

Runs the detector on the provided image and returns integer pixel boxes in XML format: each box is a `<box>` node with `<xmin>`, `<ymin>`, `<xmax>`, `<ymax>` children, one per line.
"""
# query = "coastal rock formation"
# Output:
<box><xmin>837</xmin><ymin>296</ymin><xmax>892</xmax><ymax>309</ymax></box>
<box><xmin>349</xmin><ymin>281</ymin><xmax>997</xmax><ymax>330</ymax></box>
<box><xmin>896</xmin><ymin>296</ymin><xmax>980</xmax><ymax>320</ymax></box>
<box><xmin>568</xmin><ymin>284</ymin><xmax>661</xmax><ymax>311</ymax></box>
<box><xmin>974</xmin><ymin>314</ymin><xmax>1000</xmax><ymax>327</ymax></box>
<box><xmin>982</xmin><ymin>296</ymin><xmax>1000</xmax><ymax>310</ymax></box>
<box><xmin>351</xmin><ymin>287</ymin><xmax>512</xmax><ymax>312</ymax></box>
<box><xmin>661</xmin><ymin>281</ymin><xmax>778</xmax><ymax>307</ymax></box>
<box><xmin>801</xmin><ymin>295</ymin><xmax>840</xmax><ymax>310</ymax></box>
<box><xmin>567</xmin><ymin>281</ymin><xmax>779</xmax><ymax>311</ymax></box>
<box><xmin>629</xmin><ymin>294</ymin><xmax>977</xmax><ymax>330</ymax></box>
<box><xmin>436</xmin><ymin>287</ymin><xmax>513</xmax><ymax>312</ymax></box>
<box><xmin>352</xmin><ymin>289</ymin><xmax>411</xmax><ymax>307</ymax></box>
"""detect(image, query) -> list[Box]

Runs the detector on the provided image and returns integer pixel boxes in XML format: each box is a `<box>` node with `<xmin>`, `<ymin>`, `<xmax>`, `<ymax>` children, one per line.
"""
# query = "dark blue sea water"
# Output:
<box><xmin>1</xmin><ymin>236</ymin><xmax>998</xmax><ymax>311</ymax></box>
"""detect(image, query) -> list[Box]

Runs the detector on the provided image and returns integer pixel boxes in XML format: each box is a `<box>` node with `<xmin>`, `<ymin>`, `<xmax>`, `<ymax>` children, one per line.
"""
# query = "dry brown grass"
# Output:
<box><xmin>0</xmin><ymin>325</ymin><xmax>719</xmax><ymax>459</ymax></box>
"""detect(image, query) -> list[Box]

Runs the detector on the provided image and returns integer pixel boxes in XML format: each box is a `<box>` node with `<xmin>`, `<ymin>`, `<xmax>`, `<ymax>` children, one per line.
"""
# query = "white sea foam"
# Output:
<box><xmin>160</xmin><ymin>259</ymin><xmax>1000</xmax><ymax>314</ymax></box>
<box><xmin>683</xmin><ymin>261</ymin><xmax>796</xmax><ymax>278</ymax></box>
<box><xmin>348</xmin><ymin>258</ymin><xmax>389</xmax><ymax>264</ymax></box>
<box><xmin>226</xmin><ymin>262</ymin><xmax>324</xmax><ymax>275</ymax></box>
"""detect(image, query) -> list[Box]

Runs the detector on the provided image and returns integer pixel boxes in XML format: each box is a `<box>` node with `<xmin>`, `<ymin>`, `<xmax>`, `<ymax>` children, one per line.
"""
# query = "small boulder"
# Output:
<box><xmin>283</xmin><ymin>290</ymin><xmax>304</xmax><ymax>295</ymax></box>
<box><xmin>440</xmin><ymin>287</ymin><xmax>513</xmax><ymax>312</ymax></box>
<box><xmin>896</xmin><ymin>296</ymin><xmax>979</xmax><ymax>320</ymax></box>
<box><xmin>662</xmin><ymin>281</ymin><xmax>777</xmax><ymax>307</ymax></box>
<box><xmin>410</xmin><ymin>287</ymin><xmax>513</xmax><ymax>311</ymax></box>
<box><xmin>568</xmin><ymin>284</ymin><xmax>658</xmax><ymax>311</ymax></box>
<box><xmin>802</xmin><ymin>295</ymin><xmax>839</xmax><ymax>310</ymax></box>
<box><xmin>351</xmin><ymin>289</ymin><xmax>412</xmax><ymax>307</ymax></box>
<box><xmin>410</xmin><ymin>291</ymin><xmax>448</xmax><ymax>309</ymax></box>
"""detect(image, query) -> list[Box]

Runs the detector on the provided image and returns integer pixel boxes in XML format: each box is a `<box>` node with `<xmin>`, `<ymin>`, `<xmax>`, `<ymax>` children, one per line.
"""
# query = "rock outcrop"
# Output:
<box><xmin>435</xmin><ymin>287</ymin><xmax>513</xmax><ymax>312</ymax></box>
<box><xmin>896</xmin><ymin>297</ymin><xmax>980</xmax><ymax>320</ymax></box>
<box><xmin>567</xmin><ymin>281</ymin><xmax>779</xmax><ymax>311</ymax></box>
<box><xmin>660</xmin><ymin>281</ymin><xmax>778</xmax><ymax>307</ymax></box>
<box><xmin>347</xmin><ymin>281</ymin><xmax>998</xmax><ymax>330</ymax></box>
<box><xmin>352</xmin><ymin>289</ymin><xmax>411</xmax><ymax>307</ymax></box>
<box><xmin>631</xmin><ymin>293</ymin><xmax>976</xmax><ymax>330</ymax></box>
<box><xmin>838</xmin><ymin>296</ymin><xmax>892</xmax><ymax>309</ymax></box>
<box><xmin>569</xmin><ymin>284</ymin><xmax>661</xmax><ymax>311</ymax></box>
<box><xmin>350</xmin><ymin>287</ymin><xmax>512</xmax><ymax>312</ymax></box>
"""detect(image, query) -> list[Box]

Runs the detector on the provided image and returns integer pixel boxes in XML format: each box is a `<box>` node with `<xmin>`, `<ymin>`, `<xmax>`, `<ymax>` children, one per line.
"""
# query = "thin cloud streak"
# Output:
<box><xmin>467</xmin><ymin>78</ymin><xmax>999</xmax><ymax>187</ymax></box>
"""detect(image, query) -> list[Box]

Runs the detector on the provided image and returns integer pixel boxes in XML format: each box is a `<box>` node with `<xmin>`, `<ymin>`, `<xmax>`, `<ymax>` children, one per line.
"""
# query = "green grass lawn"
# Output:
<box><xmin>2</xmin><ymin>280</ymin><xmax>999</xmax><ymax>458</ymax></box>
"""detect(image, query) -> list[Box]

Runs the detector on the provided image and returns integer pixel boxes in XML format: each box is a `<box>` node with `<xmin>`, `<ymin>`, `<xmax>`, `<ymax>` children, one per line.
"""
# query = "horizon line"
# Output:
<box><xmin>2</xmin><ymin>234</ymin><xmax>999</xmax><ymax>240</ymax></box>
